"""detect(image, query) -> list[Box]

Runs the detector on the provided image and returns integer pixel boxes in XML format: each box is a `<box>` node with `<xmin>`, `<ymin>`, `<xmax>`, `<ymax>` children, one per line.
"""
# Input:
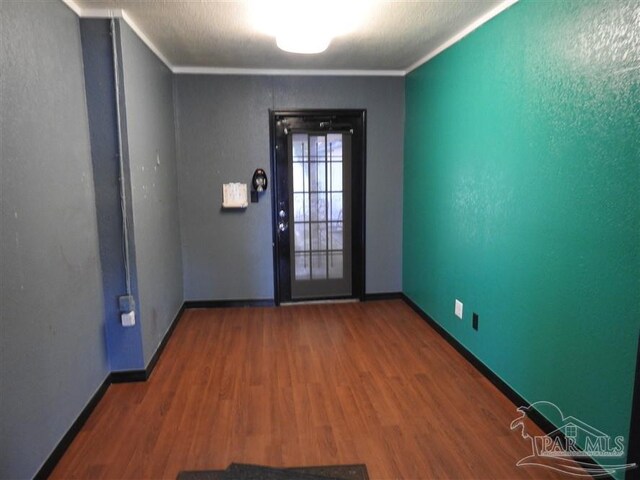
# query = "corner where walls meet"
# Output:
<box><xmin>80</xmin><ymin>17</ymin><xmax>183</xmax><ymax>370</ymax></box>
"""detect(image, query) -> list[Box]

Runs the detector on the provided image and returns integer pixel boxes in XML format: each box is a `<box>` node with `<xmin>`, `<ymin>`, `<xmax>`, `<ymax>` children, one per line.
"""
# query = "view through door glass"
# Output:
<box><xmin>289</xmin><ymin>132</ymin><xmax>352</xmax><ymax>299</ymax></box>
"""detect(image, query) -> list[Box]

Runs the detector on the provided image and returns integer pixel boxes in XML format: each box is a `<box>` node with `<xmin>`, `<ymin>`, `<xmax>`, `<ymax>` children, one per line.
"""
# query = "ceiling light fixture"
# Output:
<box><xmin>249</xmin><ymin>0</ymin><xmax>372</xmax><ymax>55</ymax></box>
<box><xmin>276</xmin><ymin>32</ymin><xmax>332</xmax><ymax>55</ymax></box>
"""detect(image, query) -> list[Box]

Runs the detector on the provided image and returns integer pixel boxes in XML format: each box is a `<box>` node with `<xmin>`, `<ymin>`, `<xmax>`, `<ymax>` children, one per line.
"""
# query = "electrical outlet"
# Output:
<box><xmin>121</xmin><ymin>311</ymin><xmax>135</xmax><ymax>327</ymax></box>
<box><xmin>473</xmin><ymin>313</ymin><xmax>479</xmax><ymax>330</ymax></box>
<box><xmin>455</xmin><ymin>299</ymin><xmax>463</xmax><ymax>319</ymax></box>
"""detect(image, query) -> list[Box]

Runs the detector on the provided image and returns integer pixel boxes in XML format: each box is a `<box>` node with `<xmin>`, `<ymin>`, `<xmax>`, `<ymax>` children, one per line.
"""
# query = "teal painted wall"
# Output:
<box><xmin>403</xmin><ymin>0</ymin><xmax>639</xmax><ymax>471</ymax></box>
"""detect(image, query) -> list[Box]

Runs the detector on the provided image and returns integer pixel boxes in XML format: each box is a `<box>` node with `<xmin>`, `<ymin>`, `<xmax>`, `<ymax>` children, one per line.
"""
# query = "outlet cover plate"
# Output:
<box><xmin>455</xmin><ymin>299</ymin><xmax>463</xmax><ymax>319</ymax></box>
<box><xmin>121</xmin><ymin>311</ymin><xmax>136</xmax><ymax>327</ymax></box>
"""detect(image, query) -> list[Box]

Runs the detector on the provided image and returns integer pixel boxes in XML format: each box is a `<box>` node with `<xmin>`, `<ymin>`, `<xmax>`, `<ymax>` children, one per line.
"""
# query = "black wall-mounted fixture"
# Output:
<box><xmin>251</xmin><ymin>168</ymin><xmax>268</xmax><ymax>203</ymax></box>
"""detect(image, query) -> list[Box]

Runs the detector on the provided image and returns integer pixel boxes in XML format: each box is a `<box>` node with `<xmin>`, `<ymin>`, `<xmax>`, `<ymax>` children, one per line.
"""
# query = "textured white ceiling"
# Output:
<box><xmin>72</xmin><ymin>0</ymin><xmax>512</xmax><ymax>72</ymax></box>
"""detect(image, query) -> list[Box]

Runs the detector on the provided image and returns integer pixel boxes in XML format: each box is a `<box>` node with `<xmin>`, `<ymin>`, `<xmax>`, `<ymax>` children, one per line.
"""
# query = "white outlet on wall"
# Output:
<box><xmin>455</xmin><ymin>299</ymin><xmax>463</xmax><ymax>319</ymax></box>
<box><xmin>121</xmin><ymin>311</ymin><xmax>136</xmax><ymax>327</ymax></box>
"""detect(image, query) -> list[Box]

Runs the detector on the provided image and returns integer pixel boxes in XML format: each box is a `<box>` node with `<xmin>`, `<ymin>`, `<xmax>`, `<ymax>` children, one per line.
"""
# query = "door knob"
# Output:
<box><xmin>279</xmin><ymin>210</ymin><xmax>286</xmax><ymax>219</ymax></box>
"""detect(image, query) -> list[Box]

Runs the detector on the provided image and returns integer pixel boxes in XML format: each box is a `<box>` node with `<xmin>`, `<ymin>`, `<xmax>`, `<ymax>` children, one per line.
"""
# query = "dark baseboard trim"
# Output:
<box><xmin>110</xmin><ymin>369</ymin><xmax>146</xmax><ymax>383</ymax></box>
<box><xmin>400</xmin><ymin>293</ymin><xmax>614</xmax><ymax>480</ymax></box>
<box><xmin>626</xmin><ymin>331</ymin><xmax>640</xmax><ymax>480</ymax></box>
<box><xmin>144</xmin><ymin>302</ymin><xmax>186</xmax><ymax>380</ymax></box>
<box><xmin>363</xmin><ymin>292</ymin><xmax>403</xmax><ymax>301</ymax></box>
<box><xmin>110</xmin><ymin>302</ymin><xmax>186</xmax><ymax>383</ymax></box>
<box><xmin>35</xmin><ymin>303</ymin><xmax>188</xmax><ymax>477</ymax></box>
<box><xmin>34</xmin><ymin>375</ymin><xmax>111</xmax><ymax>480</ymax></box>
<box><xmin>185</xmin><ymin>299</ymin><xmax>276</xmax><ymax>309</ymax></box>
<box><xmin>401</xmin><ymin>294</ymin><xmax>528</xmax><ymax>406</ymax></box>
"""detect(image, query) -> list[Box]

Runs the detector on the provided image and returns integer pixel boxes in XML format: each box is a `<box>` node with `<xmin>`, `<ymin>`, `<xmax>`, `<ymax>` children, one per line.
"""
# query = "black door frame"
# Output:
<box><xmin>269</xmin><ymin>109</ymin><xmax>366</xmax><ymax>305</ymax></box>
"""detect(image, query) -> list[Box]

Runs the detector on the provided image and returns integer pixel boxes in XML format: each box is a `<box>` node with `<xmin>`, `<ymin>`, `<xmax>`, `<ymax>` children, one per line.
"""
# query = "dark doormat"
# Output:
<box><xmin>177</xmin><ymin>463</ymin><xmax>369</xmax><ymax>480</ymax></box>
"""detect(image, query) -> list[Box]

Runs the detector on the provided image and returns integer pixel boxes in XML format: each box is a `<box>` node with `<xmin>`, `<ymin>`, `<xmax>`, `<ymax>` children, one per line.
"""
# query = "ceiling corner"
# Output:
<box><xmin>60</xmin><ymin>0</ymin><xmax>174</xmax><ymax>72</ymax></box>
<box><xmin>405</xmin><ymin>0</ymin><xmax>519</xmax><ymax>74</ymax></box>
<box><xmin>60</xmin><ymin>0</ymin><xmax>82</xmax><ymax>17</ymax></box>
<box><xmin>120</xmin><ymin>10</ymin><xmax>174</xmax><ymax>71</ymax></box>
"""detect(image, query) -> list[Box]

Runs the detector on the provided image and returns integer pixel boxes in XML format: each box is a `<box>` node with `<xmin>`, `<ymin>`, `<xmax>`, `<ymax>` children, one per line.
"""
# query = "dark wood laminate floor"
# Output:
<box><xmin>50</xmin><ymin>300</ymin><xmax>577</xmax><ymax>479</ymax></box>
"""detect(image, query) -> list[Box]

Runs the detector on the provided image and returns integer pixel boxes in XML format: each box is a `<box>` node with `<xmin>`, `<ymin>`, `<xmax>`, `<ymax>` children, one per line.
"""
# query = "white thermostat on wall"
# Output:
<box><xmin>222</xmin><ymin>182</ymin><xmax>248</xmax><ymax>209</ymax></box>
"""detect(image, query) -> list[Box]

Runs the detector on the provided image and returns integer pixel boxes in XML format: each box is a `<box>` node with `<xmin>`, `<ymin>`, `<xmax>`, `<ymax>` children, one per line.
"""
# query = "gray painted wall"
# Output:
<box><xmin>0</xmin><ymin>2</ymin><xmax>109</xmax><ymax>478</ymax></box>
<box><xmin>118</xmin><ymin>21</ymin><xmax>184</xmax><ymax>365</ymax></box>
<box><xmin>175</xmin><ymin>75</ymin><xmax>404</xmax><ymax>300</ymax></box>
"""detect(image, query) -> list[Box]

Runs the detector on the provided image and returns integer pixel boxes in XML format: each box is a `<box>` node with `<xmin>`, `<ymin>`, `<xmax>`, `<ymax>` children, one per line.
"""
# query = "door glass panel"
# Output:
<box><xmin>290</xmin><ymin>131</ymin><xmax>349</xmax><ymax>293</ymax></box>
<box><xmin>310</xmin><ymin>162</ymin><xmax>326</xmax><ymax>192</ymax></box>
<box><xmin>310</xmin><ymin>223</ymin><xmax>327</xmax><ymax>250</ymax></box>
<box><xmin>293</xmin><ymin>163</ymin><xmax>308</xmax><ymax>193</ymax></box>
<box><xmin>309</xmin><ymin>193</ymin><xmax>326</xmax><ymax>221</ymax></box>
<box><xmin>293</xmin><ymin>193</ymin><xmax>308</xmax><ymax>221</ymax></box>
<box><xmin>329</xmin><ymin>193</ymin><xmax>342</xmax><ymax>221</ymax></box>
<box><xmin>309</xmin><ymin>135</ymin><xmax>325</xmax><ymax>162</ymax></box>
<box><xmin>311</xmin><ymin>253</ymin><xmax>327</xmax><ymax>280</ymax></box>
<box><xmin>328</xmin><ymin>252</ymin><xmax>343</xmax><ymax>279</ymax></box>
<box><xmin>327</xmin><ymin>134</ymin><xmax>342</xmax><ymax>155</ymax></box>
<box><xmin>292</xmin><ymin>134</ymin><xmax>308</xmax><ymax>161</ymax></box>
<box><xmin>329</xmin><ymin>222</ymin><xmax>343</xmax><ymax>250</ymax></box>
<box><xmin>294</xmin><ymin>252</ymin><xmax>310</xmax><ymax>280</ymax></box>
<box><xmin>329</xmin><ymin>162</ymin><xmax>342</xmax><ymax>192</ymax></box>
<box><xmin>294</xmin><ymin>223</ymin><xmax>309</xmax><ymax>251</ymax></box>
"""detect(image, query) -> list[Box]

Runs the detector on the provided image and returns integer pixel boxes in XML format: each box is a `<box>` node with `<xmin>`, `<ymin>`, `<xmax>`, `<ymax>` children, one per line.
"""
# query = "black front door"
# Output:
<box><xmin>270</xmin><ymin>110</ymin><xmax>366</xmax><ymax>304</ymax></box>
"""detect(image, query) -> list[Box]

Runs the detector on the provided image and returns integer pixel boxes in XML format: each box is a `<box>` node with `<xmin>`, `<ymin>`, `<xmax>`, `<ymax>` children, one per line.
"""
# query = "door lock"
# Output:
<box><xmin>278</xmin><ymin>222</ymin><xmax>288</xmax><ymax>233</ymax></box>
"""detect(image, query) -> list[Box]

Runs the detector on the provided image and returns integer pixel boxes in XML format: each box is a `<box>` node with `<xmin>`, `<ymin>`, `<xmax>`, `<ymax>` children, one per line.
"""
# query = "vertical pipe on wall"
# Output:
<box><xmin>110</xmin><ymin>18</ymin><xmax>132</xmax><ymax>296</ymax></box>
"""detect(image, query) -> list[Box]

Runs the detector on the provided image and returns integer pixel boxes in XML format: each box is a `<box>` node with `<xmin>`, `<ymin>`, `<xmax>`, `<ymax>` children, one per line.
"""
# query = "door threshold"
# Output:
<box><xmin>281</xmin><ymin>298</ymin><xmax>360</xmax><ymax>306</ymax></box>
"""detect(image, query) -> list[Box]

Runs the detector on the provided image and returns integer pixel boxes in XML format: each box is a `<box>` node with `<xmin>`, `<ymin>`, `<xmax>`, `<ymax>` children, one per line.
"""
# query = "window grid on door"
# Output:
<box><xmin>292</xmin><ymin>133</ymin><xmax>343</xmax><ymax>280</ymax></box>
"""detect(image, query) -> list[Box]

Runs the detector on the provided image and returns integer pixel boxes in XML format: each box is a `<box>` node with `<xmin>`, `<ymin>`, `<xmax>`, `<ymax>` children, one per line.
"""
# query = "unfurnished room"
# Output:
<box><xmin>1</xmin><ymin>1</ymin><xmax>639</xmax><ymax>479</ymax></box>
